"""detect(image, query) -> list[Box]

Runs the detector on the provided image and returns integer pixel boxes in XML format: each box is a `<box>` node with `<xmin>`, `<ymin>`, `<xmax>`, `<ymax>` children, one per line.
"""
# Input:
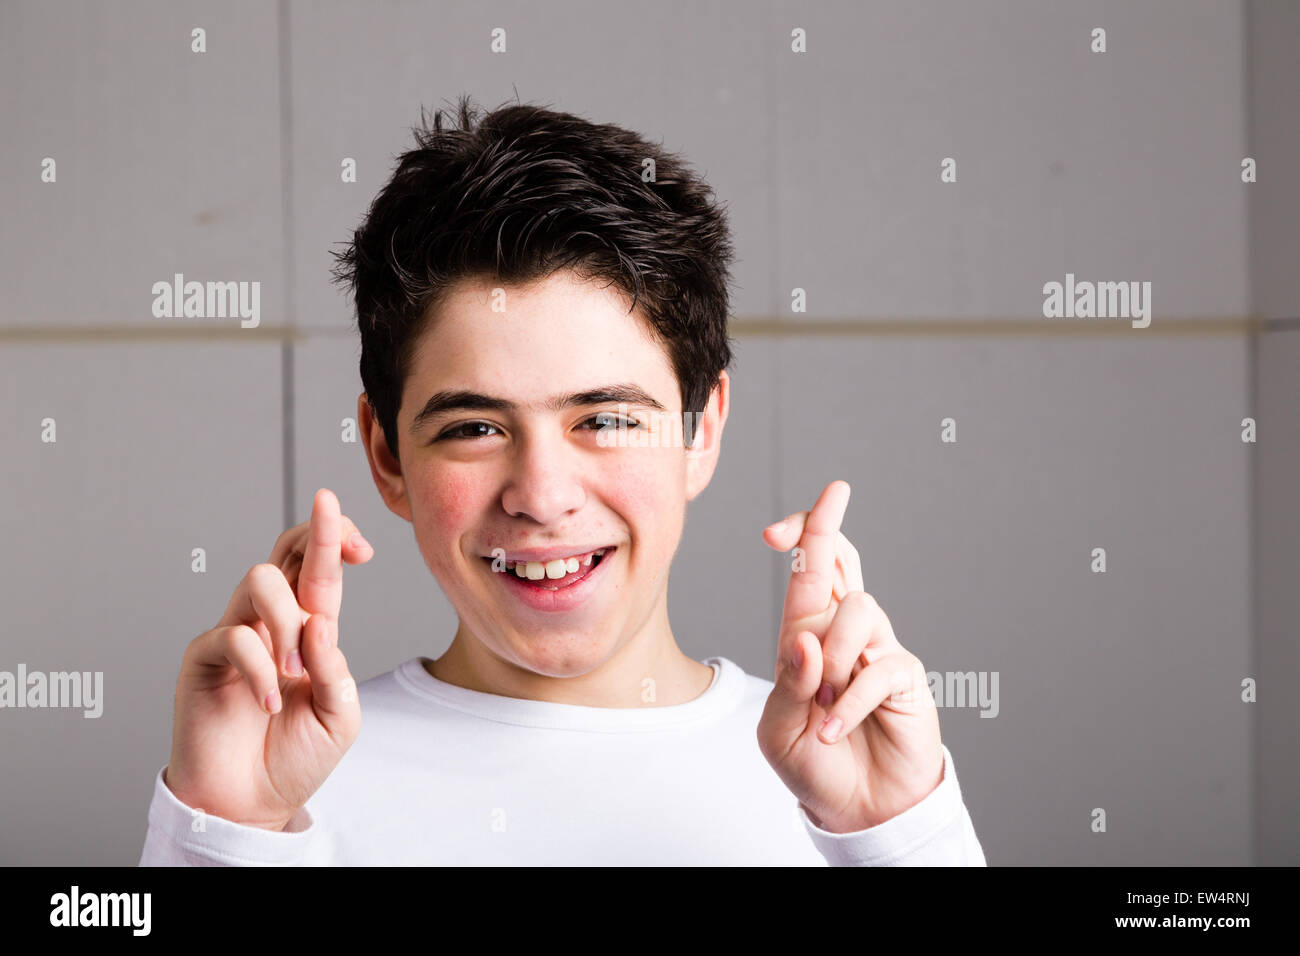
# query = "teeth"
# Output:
<box><xmin>501</xmin><ymin>548</ymin><xmax>610</xmax><ymax>579</ymax></box>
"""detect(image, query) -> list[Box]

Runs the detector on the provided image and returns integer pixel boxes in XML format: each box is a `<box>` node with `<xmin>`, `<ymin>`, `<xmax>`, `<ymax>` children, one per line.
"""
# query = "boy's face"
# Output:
<box><xmin>362</xmin><ymin>270</ymin><xmax>728</xmax><ymax>679</ymax></box>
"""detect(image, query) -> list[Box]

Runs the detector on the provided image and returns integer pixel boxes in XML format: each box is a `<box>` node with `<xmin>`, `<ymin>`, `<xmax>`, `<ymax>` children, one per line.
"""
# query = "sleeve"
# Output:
<box><xmin>138</xmin><ymin>766</ymin><xmax>327</xmax><ymax>866</ymax></box>
<box><xmin>798</xmin><ymin>745</ymin><xmax>987</xmax><ymax>866</ymax></box>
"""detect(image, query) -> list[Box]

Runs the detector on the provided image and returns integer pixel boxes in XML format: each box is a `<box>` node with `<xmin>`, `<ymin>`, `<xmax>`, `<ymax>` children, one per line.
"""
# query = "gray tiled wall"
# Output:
<box><xmin>0</xmin><ymin>0</ymin><xmax>1293</xmax><ymax>866</ymax></box>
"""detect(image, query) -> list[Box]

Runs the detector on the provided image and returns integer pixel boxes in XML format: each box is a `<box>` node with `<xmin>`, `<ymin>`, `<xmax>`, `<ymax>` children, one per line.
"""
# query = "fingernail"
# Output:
<box><xmin>349</xmin><ymin>532</ymin><xmax>372</xmax><ymax>552</ymax></box>
<box><xmin>286</xmin><ymin>650</ymin><xmax>303</xmax><ymax>677</ymax></box>
<box><xmin>264</xmin><ymin>691</ymin><xmax>281</xmax><ymax>715</ymax></box>
<box><xmin>816</xmin><ymin>681</ymin><xmax>834</xmax><ymax>709</ymax></box>
<box><xmin>820</xmin><ymin>715</ymin><xmax>843</xmax><ymax>743</ymax></box>
<box><xmin>791</xmin><ymin>645</ymin><xmax>804</xmax><ymax>672</ymax></box>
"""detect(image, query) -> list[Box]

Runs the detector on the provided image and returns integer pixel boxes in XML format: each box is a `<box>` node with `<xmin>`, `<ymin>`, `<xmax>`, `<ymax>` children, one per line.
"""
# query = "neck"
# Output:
<box><xmin>425</xmin><ymin>604</ymin><xmax>715</xmax><ymax>708</ymax></box>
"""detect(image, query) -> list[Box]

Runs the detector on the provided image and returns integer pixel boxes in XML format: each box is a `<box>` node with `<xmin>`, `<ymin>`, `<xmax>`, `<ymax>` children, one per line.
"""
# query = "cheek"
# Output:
<box><xmin>409</xmin><ymin>467</ymin><xmax>488</xmax><ymax>567</ymax></box>
<box><xmin>413</xmin><ymin>466</ymin><xmax>483</xmax><ymax>524</ymax></box>
<box><xmin>605</xmin><ymin>453</ymin><xmax>685</xmax><ymax>551</ymax></box>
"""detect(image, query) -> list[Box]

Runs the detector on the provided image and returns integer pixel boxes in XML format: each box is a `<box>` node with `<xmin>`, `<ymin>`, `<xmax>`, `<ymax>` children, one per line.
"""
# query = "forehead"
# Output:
<box><xmin>404</xmin><ymin>270</ymin><xmax>679</xmax><ymax>401</ymax></box>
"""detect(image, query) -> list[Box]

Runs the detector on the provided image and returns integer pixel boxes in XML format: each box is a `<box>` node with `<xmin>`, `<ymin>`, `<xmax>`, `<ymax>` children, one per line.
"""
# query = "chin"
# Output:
<box><xmin>501</xmin><ymin>634</ymin><xmax>617</xmax><ymax>679</ymax></box>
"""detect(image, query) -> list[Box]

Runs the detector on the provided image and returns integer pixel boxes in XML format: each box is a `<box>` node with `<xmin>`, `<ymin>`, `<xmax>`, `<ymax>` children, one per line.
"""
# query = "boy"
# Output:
<box><xmin>140</xmin><ymin>96</ymin><xmax>986</xmax><ymax>865</ymax></box>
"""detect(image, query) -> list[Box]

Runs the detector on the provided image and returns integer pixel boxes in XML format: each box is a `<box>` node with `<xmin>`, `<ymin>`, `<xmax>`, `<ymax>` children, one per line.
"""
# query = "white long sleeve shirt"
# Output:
<box><xmin>138</xmin><ymin>656</ymin><xmax>987</xmax><ymax>866</ymax></box>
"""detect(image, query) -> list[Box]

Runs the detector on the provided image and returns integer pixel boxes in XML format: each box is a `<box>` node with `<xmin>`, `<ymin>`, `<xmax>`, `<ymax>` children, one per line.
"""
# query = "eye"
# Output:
<box><xmin>435</xmin><ymin>421</ymin><xmax>502</xmax><ymax>441</ymax></box>
<box><xmin>581</xmin><ymin>412</ymin><xmax>642</xmax><ymax>430</ymax></box>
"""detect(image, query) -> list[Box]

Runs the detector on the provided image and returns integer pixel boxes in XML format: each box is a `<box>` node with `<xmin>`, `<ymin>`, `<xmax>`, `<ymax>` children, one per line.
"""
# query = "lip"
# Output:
<box><xmin>482</xmin><ymin>544</ymin><xmax>613</xmax><ymax>563</ymax></box>
<box><xmin>485</xmin><ymin>546</ymin><xmax>617</xmax><ymax>614</ymax></box>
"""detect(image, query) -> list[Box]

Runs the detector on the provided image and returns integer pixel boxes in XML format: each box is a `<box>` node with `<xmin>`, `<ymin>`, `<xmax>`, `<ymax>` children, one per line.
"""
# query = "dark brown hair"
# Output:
<box><xmin>330</xmin><ymin>94</ymin><xmax>736</xmax><ymax>460</ymax></box>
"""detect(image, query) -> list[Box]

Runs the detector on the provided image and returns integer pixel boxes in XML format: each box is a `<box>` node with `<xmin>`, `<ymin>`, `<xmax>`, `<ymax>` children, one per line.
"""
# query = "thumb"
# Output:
<box><xmin>762</xmin><ymin>511</ymin><xmax>806</xmax><ymax>552</ymax></box>
<box><xmin>299</xmin><ymin>613</ymin><xmax>361</xmax><ymax>745</ymax></box>
<box><xmin>760</xmin><ymin>631</ymin><xmax>823</xmax><ymax>754</ymax></box>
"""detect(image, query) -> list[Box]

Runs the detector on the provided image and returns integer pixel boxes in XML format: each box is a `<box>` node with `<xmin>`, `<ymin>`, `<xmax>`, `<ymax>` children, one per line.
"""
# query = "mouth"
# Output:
<box><xmin>480</xmin><ymin>546</ymin><xmax>617</xmax><ymax>612</ymax></box>
<box><xmin>481</xmin><ymin>547</ymin><xmax>611</xmax><ymax>588</ymax></box>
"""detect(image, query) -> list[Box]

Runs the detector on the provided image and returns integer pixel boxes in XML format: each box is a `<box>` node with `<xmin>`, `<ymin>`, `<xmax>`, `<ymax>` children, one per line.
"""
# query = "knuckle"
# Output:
<box><xmin>821</xmin><ymin>648</ymin><xmax>848</xmax><ymax>673</ymax></box>
<box><xmin>185</xmin><ymin>629</ymin><xmax>214</xmax><ymax>659</ymax></box>
<box><xmin>804</xmin><ymin>525</ymin><xmax>833</xmax><ymax>544</ymax></box>
<box><xmin>218</xmin><ymin>624</ymin><xmax>247</xmax><ymax>653</ymax></box>
<box><xmin>842</xmin><ymin>590</ymin><xmax>875</xmax><ymax>611</ymax></box>
<box><xmin>838</xmin><ymin>683</ymin><xmax>868</xmax><ymax>716</ymax></box>
<box><xmin>247</xmin><ymin>562</ymin><xmax>283</xmax><ymax>586</ymax></box>
<box><xmin>236</xmin><ymin>622</ymin><xmax>264</xmax><ymax>645</ymax></box>
<box><xmin>890</xmin><ymin>659</ymin><xmax>926</xmax><ymax>697</ymax></box>
<box><xmin>298</xmin><ymin>569</ymin><xmax>337</xmax><ymax>590</ymax></box>
<box><xmin>800</xmin><ymin>567</ymin><xmax>833</xmax><ymax>590</ymax></box>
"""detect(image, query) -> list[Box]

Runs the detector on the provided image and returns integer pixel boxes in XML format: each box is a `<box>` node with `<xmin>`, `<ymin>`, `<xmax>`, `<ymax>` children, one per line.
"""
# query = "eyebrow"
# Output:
<box><xmin>409</xmin><ymin>384</ymin><xmax>668</xmax><ymax>434</ymax></box>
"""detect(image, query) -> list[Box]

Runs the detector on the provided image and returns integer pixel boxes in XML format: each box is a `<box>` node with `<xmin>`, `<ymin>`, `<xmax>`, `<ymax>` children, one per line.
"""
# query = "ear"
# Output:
<box><xmin>684</xmin><ymin>370</ymin><xmax>731</xmax><ymax>502</ymax></box>
<box><xmin>358</xmin><ymin>393</ymin><xmax>413</xmax><ymax>523</ymax></box>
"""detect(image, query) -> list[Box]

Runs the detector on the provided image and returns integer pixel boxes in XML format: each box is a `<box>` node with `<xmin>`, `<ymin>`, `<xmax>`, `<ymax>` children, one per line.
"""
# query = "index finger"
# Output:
<box><xmin>778</xmin><ymin>480</ymin><xmax>850</xmax><ymax>630</ymax></box>
<box><xmin>269</xmin><ymin>513</ymin><xmax>369</xmax><ymax>569</ymax></box>
<box><xmin>270</xmin><ymin>513</ymin><xmax>373</xmax><ymax>597</ymax></box>
<box><xmin>764</xmin><ymin>522</ymin><xmax>863</xmax><ymax>603</ymax></box>
<box><xmin>297</xmin><ymin>488</ymin><xmax>344</xmax><ymax>621</ymax></box>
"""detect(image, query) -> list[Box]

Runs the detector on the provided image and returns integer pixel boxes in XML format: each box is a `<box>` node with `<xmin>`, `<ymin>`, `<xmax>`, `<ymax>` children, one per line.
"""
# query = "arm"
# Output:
<box><xmin>139</xmin><ymin>766</ymin><xmax>324</xmax><ymax>866</ymax></box>
<box><xmin>142</xmin><ymin>489</ymin><xmax>366</xmax><ymax>865</ymax></box>
<box><xmin>799</xmin><ymin>744</ymin><xmax>987</xmax><ymax>866</ymax></box>
<box><xmin>758</xmin><ymin>481</ymin><xmax>985</xmax><ymax>860</ymax></box>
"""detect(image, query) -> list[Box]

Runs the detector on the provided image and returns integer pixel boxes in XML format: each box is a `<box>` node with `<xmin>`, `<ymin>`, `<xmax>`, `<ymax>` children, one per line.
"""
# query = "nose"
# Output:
<box><xmin>499</xmin><ymin>429</ymin><xmax>587</xmax><ymax>524</ymax></box>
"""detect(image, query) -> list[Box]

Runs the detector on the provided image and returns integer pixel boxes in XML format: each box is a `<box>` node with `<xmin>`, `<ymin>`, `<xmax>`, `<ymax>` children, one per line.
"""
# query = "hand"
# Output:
<box><xmin>164</xmin><ymin>488</ymin><xmax>370</xmax><ymax>831</ymax></box>
<box><xmin>756</xmin><ymin>480</ymin><xmax>944</xmax><ymax>833</ymax></box>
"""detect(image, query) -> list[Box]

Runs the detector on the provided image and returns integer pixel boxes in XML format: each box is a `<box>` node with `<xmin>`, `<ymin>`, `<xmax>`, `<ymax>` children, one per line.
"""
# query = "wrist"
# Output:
<box><xmin>813</xmin><ymin>762</ymin><xmax>947</xmax><ymax>834</ymax></box>
<box><xmin>162</xmin><ymin>766</ymin><xmax>296</xmax><ymax>832</ymax></box>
